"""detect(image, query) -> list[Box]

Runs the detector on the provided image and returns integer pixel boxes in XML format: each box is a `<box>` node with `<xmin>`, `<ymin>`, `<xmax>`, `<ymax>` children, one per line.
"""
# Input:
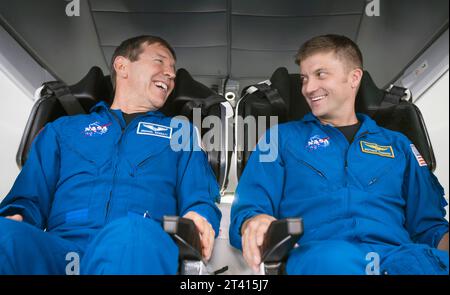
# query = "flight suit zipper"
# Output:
<box><xmin>105</xmin><ymin>111</ymin><xmax>126</xmax><ymax>221</ymax></box>
<box><xmin>105</xmin><ymin>111</ymin><xmax>149</xmax><ymax>221</ymax></box>
<box><xmin>105</xmin><ymin>161</ymin><xmax>119</xmax><ymax>221</ymax></box>
<box><xmin>346</xmin><ymin>131</ymin><xmax>369</xmax><ymax>168</ymax></box>
<box><xmin>342</xmin><ymin>130</ymin><xmax>368</xmax><ymax>217</ymax></box>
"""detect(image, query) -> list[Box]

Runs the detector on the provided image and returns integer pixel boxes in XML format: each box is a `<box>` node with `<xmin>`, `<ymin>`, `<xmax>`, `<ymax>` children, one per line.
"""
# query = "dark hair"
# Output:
<box><xmin>295</xmin><ymin>34</ymin><xmax>363</xmax><ymax>70</ymax></box>
<box><xmin>110</xmin><ymin>35</ymin><xmax>176</xmax><ymax>89</ymax></box>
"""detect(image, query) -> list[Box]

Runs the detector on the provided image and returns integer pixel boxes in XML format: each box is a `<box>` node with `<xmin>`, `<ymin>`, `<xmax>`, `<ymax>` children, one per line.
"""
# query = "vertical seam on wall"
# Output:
<box><xmin>87</xmin><ymin>0</ymin><xmax>110</xmax><ymax>74</ymax></box>
<box><xmin>226</xmin><ymin>0</ymin><xmax>232</xmax><ymax>78</ymax></box>
<box><xmin>354</xmin><ymin>0</ymin><xmax>367</xmax><ymax>42</ymax></box>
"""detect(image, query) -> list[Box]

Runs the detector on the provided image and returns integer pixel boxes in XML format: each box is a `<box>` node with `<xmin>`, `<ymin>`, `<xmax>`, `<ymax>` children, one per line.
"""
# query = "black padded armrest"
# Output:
<box><xmin>163</xmin><ymin>216</ymin><xmax>203</xmax><ymax>261</ymax></box>
<box><xmin>261</xmin><ymin>218</ymin><xmax>304</xmax><ymax>263</ymax></box>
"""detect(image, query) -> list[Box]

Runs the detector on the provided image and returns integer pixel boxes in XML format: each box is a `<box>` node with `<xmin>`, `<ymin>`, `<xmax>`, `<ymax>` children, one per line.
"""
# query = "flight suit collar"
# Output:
<box><xmin>302</xmin><ymin>112</ymin><xmax>382</xmax><ymax>135</ymax></box>
<box><xmin>89</xmin><ymin>101</ymin><xmax>166</xmax><ymax>118</ymax></box>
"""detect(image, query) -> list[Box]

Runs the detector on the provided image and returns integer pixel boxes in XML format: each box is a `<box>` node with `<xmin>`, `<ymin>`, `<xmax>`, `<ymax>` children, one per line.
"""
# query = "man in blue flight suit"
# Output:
<box><xmin>230</xmin><ymin>35</ymin><xmax>449</xmax><ymax>274</ymax></box>
<box><xmin>0</xmin><ymin>35</ymin><xmax>221</xmax><ymax>274</ymax></box>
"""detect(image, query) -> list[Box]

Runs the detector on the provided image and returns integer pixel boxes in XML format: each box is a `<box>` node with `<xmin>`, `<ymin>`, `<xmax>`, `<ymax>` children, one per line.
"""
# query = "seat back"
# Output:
<box><xmin>16</xmin><ymin>66</ymin><xmax>113</xmax><ymax>168</ymax></box>
<box><xmin>160</xmin><ymin>68</ymin><xmax>232</xmax><ymax>189</ymax></box>
<box><xmin>236</xmin><ymin>67</ymin><xmax>436</xmax><ymax>179</ymax></box>
<box><xmin>356</xmin><ymin>72</ymin><xmax>436</xmax><ymax>171</ymax></box>
<box><xmin>17</xmin><ymin>67</ymin><xmax>233</xmax><ymax>187</ymax></box>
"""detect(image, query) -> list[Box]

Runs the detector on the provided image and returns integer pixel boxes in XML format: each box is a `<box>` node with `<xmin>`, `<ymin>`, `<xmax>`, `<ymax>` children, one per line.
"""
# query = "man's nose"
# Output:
<box><xmin>164</xmin><ymin>66</ymin><xmax>176</xmax><ymax>79</ymax></box>
<box><xmin>303</xmin><ymin>79</ymin><xmax>318</xmax><ymax>96</ymax></box>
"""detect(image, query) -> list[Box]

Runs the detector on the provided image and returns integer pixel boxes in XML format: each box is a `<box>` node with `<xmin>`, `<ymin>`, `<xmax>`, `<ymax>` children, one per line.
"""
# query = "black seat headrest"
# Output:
<box><xmin>238</xmin><ymin>67</ymin><xmax>435</xmax><ymax>172</ymax></box>
<box><xmin>356</xmin><ymin>71</ymin><xmax>385</xmax><ymax>113</ymax></box>
<box><xmin>270</xmin><ymin>67</ymin><xmax>310</xmax><ymax>121</ymax></box>
<box><xmin>69</xmin><ymin>66</ymin><xmax>114</xmax><ymax>107</ymax></box>
<box><xmin>160</xmin><ymin>68</ymin><xmax>221</xmax><ymax>118</ymax></box>
<box><xmin>269</xmin><ymin>67</ymin><xmax>291</xmax><ymax>109</ymax></box>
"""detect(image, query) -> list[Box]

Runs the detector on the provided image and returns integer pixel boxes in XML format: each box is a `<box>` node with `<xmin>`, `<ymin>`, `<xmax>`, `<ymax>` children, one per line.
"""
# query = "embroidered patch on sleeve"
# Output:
<box><xmin>360</xmin><ymin>141</ymin><xmax>395</xmax><ymax>158</ymax></box>
<box><xmin>410</xmin><ymin>144</ymin><xmax>427</xmax><ymax>167</ymax></box>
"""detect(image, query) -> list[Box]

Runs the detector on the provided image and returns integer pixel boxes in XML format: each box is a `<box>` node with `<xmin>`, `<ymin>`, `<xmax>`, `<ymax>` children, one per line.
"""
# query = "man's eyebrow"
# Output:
<box><xmin>300</xmin><ymin>67</ymin><xmax>327</xmax><ymax>76</ymax></box>
<box><xmin>155</xmin><ymin>53</ymin><xmax>167</xmax><ymax>59</ymax></box>
<box><xmin>313</xmin><ymin>68</ymin><xmax>327</xmax><ymax>73</ymax></box>
<box><xmin>154</xmin><ymin>53</ymin><xmax>176</xmax><ymax>68</ymax></box>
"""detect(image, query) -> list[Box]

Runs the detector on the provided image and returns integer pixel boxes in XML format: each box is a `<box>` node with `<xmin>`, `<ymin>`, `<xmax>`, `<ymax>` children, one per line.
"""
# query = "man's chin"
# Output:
<box><xmin>152</xmin><ymin>97</ymin><xmax>168</xmax><ymax>109</ymax></box>
<box><xmin>311</xmin><ymin>109</ymin><xmax>325</xmax><ymax>118</ymax></box>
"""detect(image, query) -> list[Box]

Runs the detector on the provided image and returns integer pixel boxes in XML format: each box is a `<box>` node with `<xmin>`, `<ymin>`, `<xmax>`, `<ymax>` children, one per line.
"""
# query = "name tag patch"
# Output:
<box><xmin>360</xmin><ymin>141</ymin><xmax>394</xmax><ymax>158</ymax></box>
<box><xmin>137</xmin><ymin>122</ymin><xmax>172</xmax><ymax>139</ymax></box>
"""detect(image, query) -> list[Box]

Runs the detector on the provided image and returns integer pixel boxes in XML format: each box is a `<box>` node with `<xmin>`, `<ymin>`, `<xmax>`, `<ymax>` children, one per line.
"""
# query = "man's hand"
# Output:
<box><xmin>241</xmin><ymin>214</ymin><xmax>276</xmax><ymax>273</ymax></box>
<box><xmin>183</xmin><ymin>211</ymin><xmax>215</xmax><ymax>261</ymax></box>
<box><xmin>5</xmin><ymin>214</ymin><xmax>23</xmax><ymax>222</ymax></box>
<box><xmin>438</xmin><ymin>232</ymin><xmax>449</xmax><ymax>252</ymax></box>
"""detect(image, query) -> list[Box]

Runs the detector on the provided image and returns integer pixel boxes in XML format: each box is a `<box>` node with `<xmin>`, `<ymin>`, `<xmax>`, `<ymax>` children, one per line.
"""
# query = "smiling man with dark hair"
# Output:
<box><xmin>230</xmin><ymin>34</ymin><xmax>448</xmax><ymax>275</ymax></box>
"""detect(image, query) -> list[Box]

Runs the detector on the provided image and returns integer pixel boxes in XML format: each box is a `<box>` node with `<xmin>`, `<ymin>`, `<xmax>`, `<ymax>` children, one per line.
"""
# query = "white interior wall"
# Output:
<box><xmin>0</xmin><ymin>69</ymin><xmax>32</xmax><ymax>200</ymax></box>
<box><xmin>415</xmin><ymin>71</ymin><xmax>449</xmax><ymax>219</ymax></box>
<box><xmin>0</xmin><ymin>25</ymin><xmax>53</xmax><ymax>201</ymax></box>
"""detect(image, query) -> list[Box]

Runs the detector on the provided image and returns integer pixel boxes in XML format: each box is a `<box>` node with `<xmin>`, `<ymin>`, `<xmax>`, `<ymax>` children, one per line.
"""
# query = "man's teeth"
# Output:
<box><xmin>155</xmin><ymin>81</ymin><xmax>168</xmax><ymax>91</ymax></box>
<box><xmin>311</xmin><ymin>95</ymin><xmax>326</xmax><ymax>101</ymax></box>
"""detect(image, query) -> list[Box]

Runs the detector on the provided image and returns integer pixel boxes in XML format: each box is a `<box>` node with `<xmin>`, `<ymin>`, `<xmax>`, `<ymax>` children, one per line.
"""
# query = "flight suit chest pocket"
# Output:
<box><xmin>284</xmin><ymin>146</ymin><xmax>329</xmax><ymax>197</ymax></box>
<box><xmin>129</xmin><ymin>145</ymin><xmax>173</xmax><ymax>177</ymax></box>
<box><xmin>353</xmin><ymin>157</ymin><xmax>399</xmax><ymax>191</ymax></box>
<box><xmin>351</xmin><ymin>140</ymin><xmax>402</xmax><ymax>190</ymax></box>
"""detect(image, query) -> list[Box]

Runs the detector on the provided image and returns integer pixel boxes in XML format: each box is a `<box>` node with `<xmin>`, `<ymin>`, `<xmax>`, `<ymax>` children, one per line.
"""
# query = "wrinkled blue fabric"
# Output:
<box><xmin>230</xmin><ymin>113</ymin><xmax>448</xmax><ymax>274</ymax></box>
<box><xmin>0</xmin><ymin>101</ymin><xmax>221</xmax><ymax>274</ymax></box>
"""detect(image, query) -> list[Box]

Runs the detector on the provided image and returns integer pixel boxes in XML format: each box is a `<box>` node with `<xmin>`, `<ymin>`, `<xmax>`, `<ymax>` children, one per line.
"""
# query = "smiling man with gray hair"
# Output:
<box><xmin>0</xmin><ymin>35</ymin><xmax>221</xmax><ymax>274</ymax></box>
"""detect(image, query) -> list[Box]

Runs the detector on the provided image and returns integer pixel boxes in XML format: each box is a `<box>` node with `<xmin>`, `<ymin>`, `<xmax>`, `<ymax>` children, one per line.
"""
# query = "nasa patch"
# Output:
<box><xmin>306</xmin><ymin>135</ymin><xmax>330</xmax><ymax>151</ymax></box>
<box><xmin>83</xmin><ymin>121</ymin><xmax>111</xmax><ymax>137</ymax></box>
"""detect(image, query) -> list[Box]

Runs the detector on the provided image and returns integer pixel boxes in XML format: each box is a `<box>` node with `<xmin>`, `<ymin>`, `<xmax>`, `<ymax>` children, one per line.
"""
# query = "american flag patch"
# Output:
<box><xmin>410</xmin><ymin>144</ymin><xmax>427</xmax><ymax>167</ymax></box>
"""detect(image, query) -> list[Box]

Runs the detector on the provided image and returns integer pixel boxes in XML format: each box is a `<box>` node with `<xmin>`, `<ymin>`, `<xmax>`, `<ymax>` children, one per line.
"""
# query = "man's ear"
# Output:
<box><xmin>350</xmin><ymin>68</ymin><xmax>363</xmax><ymax>89</ymax></box>
<box><xmin>113</xmin><ymin>56</ymin><xmax>129</xmax><ymax>79</ymax></box>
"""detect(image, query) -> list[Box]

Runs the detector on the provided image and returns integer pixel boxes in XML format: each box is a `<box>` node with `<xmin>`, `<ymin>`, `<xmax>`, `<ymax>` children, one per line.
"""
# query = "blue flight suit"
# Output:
<box><xmin>230</xmin><ymin>113</ymin><xmax>448</xmax><ymax>274</ymax></box>
<box><xmin>0</xmin><ymin>101</ymin><xmax>221</xmax><ymax>274</ymax></box>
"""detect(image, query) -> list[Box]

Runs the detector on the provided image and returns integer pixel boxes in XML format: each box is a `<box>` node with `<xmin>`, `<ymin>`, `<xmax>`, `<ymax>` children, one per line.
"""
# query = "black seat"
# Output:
<box><xmin>237</xmin><ymin>67</ymin><xmax>437</xmax><ymax>274</ymax></box>
<box><xmin>16</xmin><ymin>66</ymin><xmax>113</xmax><ymax>167</ymax></box>
<box><xmin>16</xmin><ymin>66</ymin><xmax>227</xmax><ymax>274</ymax></box>
<box><xmin>355</xmin><ymin>72</ymin><xmax>436</xmax><ymax>171</ymax></box>
<box><xmin>236</xmin><ymin>67</ymin><xmax>436</xmax><ymax>179</ymax></box>
<box><xmin>17</xmin><ymin>67</ymin><xmax>232</xmax><ymax>185</ymax></box>
<box><xmin>235</xmin><ymin>67</ymin><xmax>311</xmax><ymax>179</ymax></box>
<box><xmin>160</xmin><ymin>68</ymin><xmax>232</xmax><ymax>190</ymax></box>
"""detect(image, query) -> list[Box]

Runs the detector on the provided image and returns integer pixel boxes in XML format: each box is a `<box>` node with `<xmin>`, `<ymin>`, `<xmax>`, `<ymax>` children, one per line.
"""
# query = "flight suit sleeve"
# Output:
<box><xmin>0</xmin><ymin>124</ymin><xmax>60</xmax><ymax>229</ymax></box>
<box><xmin>176</xmin><ymin>125</ymin><xmax>222</xmax><ymax>237</ymax></box>
<box><xmin>402</xmin><ymin>141</ymin><xmax>448</xmax><ymax>248</ymax></box>
<box><xmin>229</xmin><ymin>127</ymin><xmax>285</xmax><ymax>250</ymax></box>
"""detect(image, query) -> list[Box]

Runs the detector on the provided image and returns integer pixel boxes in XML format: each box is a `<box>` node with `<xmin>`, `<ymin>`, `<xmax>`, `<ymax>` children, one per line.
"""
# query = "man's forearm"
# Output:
<box><xmin>437</xmin><ymin>232</ymin><xmax>449</xmax><ymax>251</ymax></box>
